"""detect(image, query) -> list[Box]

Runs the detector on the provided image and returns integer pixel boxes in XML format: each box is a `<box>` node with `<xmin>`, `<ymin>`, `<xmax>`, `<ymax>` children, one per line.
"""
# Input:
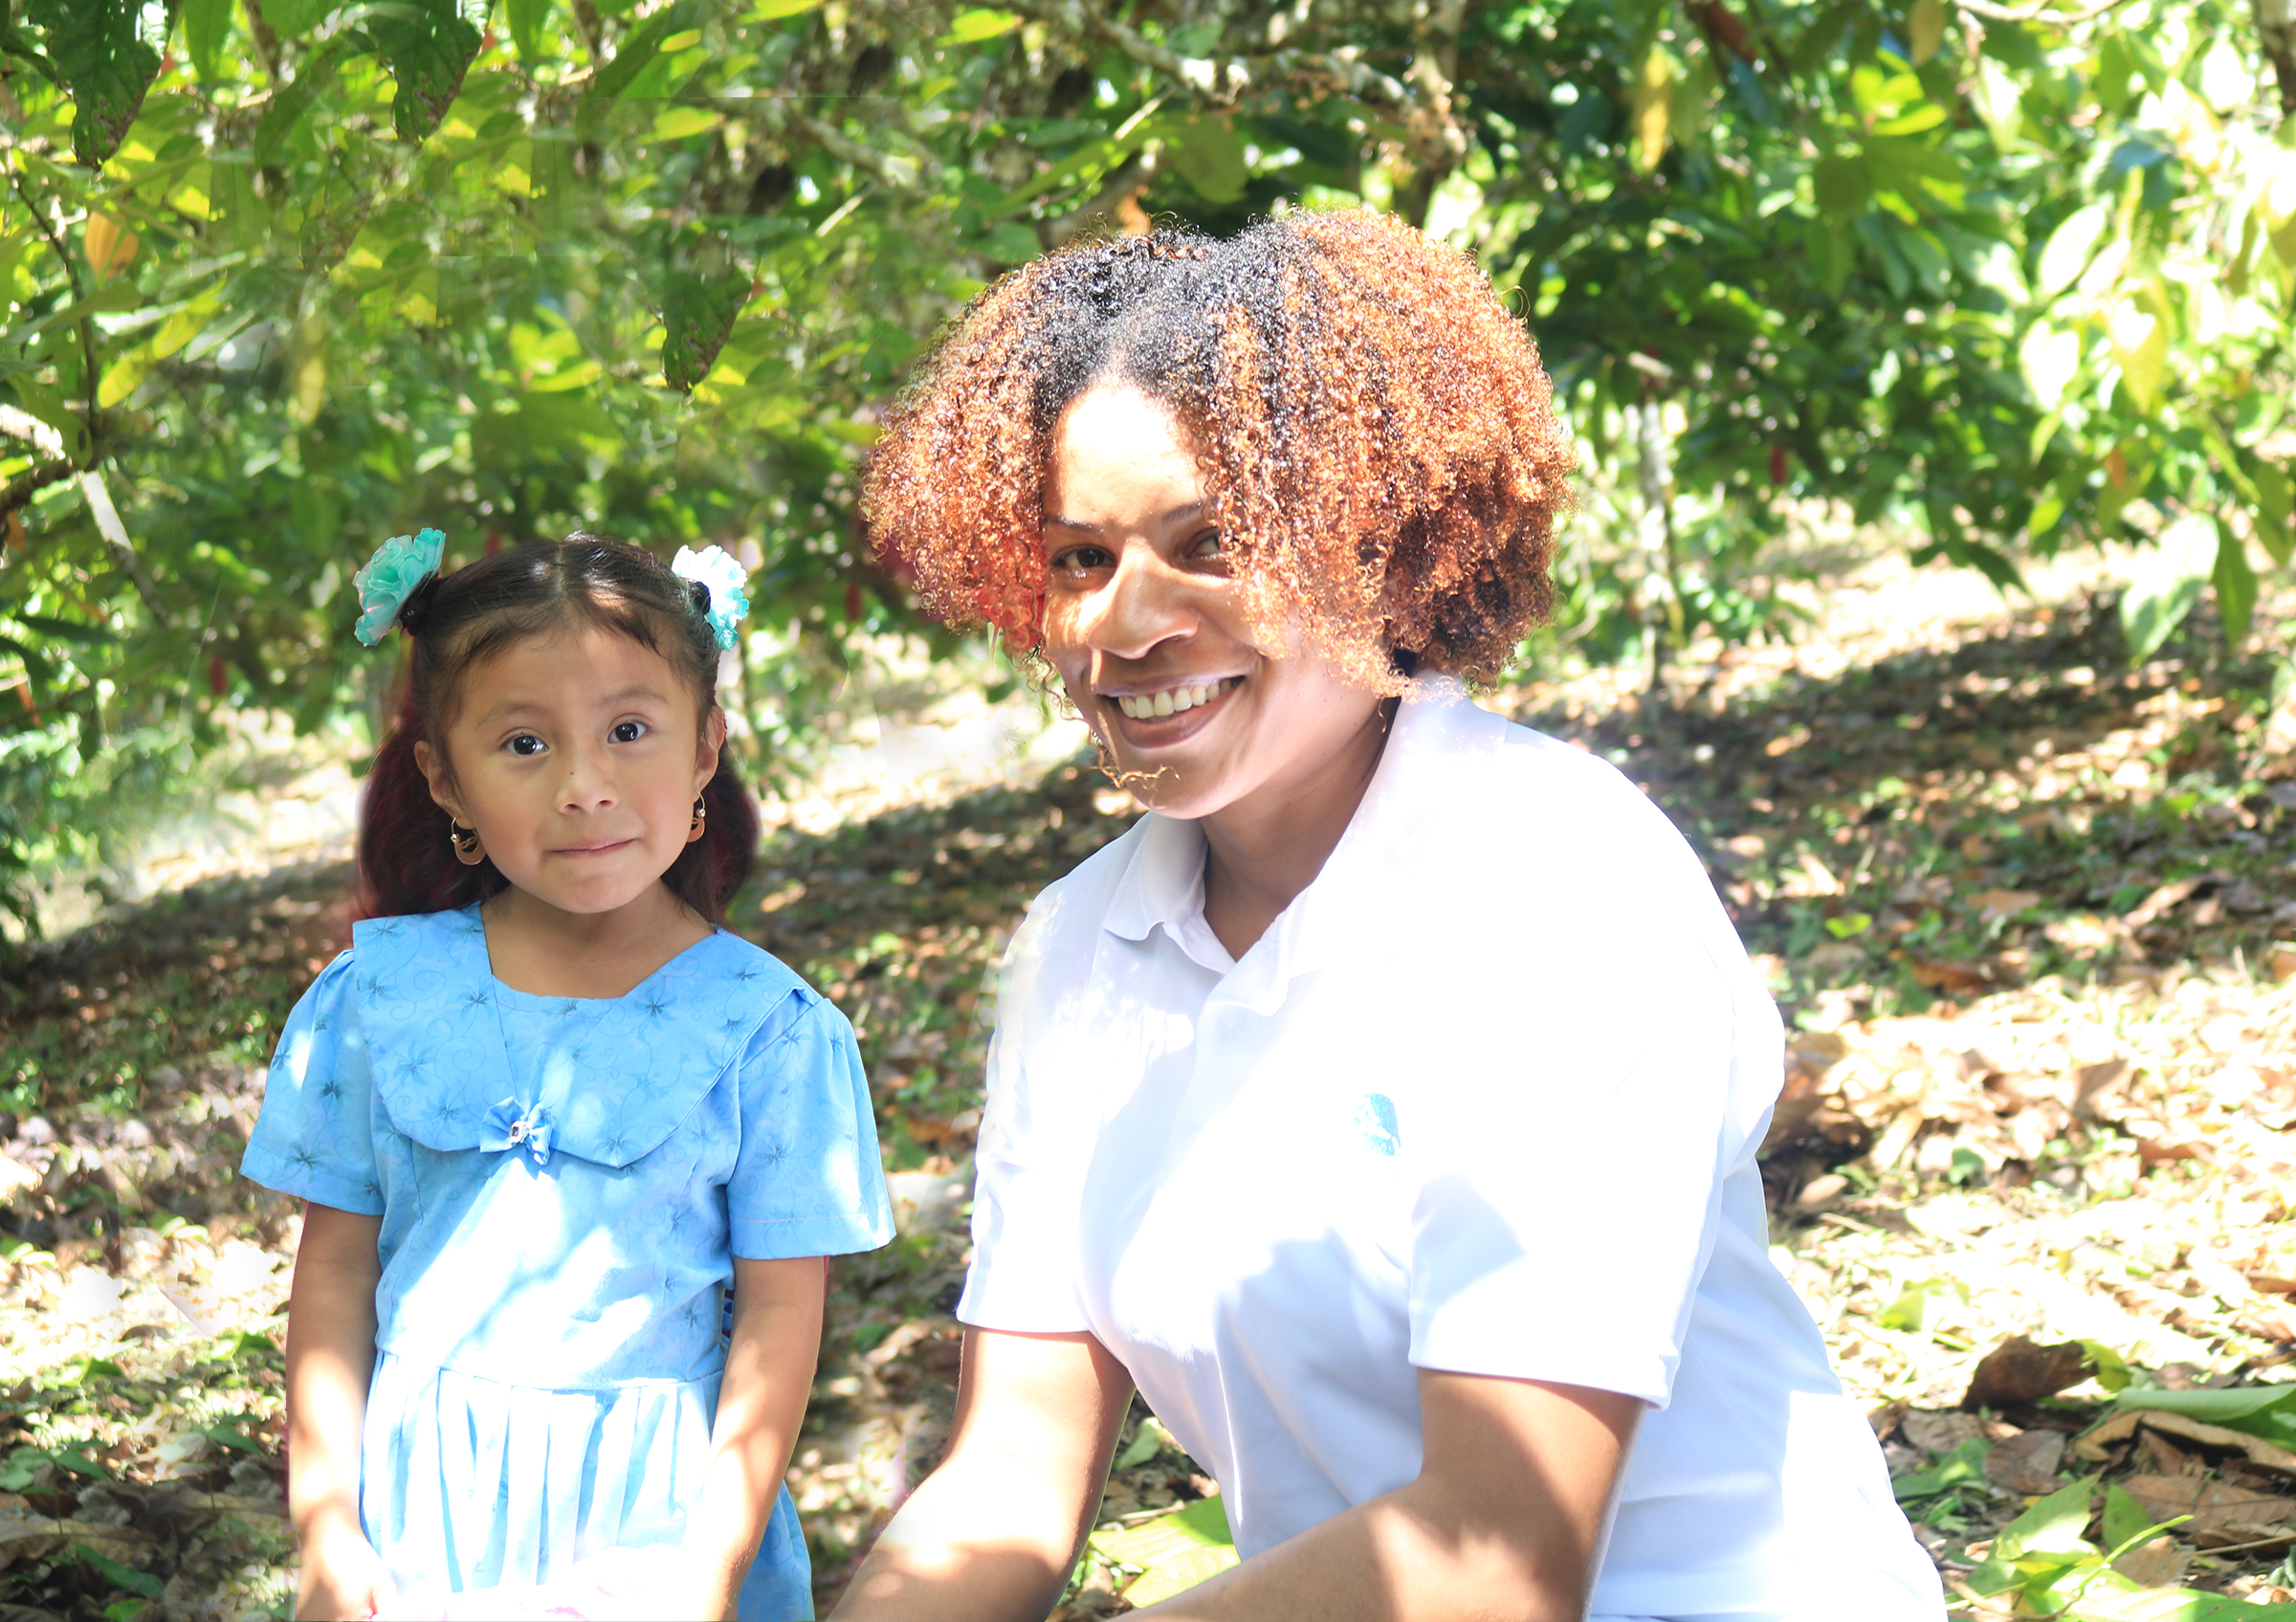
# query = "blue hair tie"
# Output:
<box><xmin>352</xmin><ymin>528</ymin><xmax>446</xmax><ymax>646</ymax></box>
<box><xmin>672</xmin><ymin>545</ymin><xmax>751</xmax><ymax>652</ymax></box>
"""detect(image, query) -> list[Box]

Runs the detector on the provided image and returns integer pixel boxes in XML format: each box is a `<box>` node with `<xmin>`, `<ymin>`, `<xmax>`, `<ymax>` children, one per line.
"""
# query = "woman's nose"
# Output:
<box><xmin>1082</xmin><ymin>544</ymin><xmax>1197</xmax><ymax>662</ymax></box>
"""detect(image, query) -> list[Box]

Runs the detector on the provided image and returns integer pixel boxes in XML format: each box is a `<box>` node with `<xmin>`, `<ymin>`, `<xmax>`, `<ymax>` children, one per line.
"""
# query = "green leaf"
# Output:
<box><xmin>1814</xmin><ymin>151</ymin><xmax>1868</xmax><ymax>216</ymax></box>
<box><xmin>944</xmin><ymin>8</ymin><xmax>1022</xmax><ymax>43</ymax></box>
<box><xmin>1907</xmin><ymin>0</ymin><xmax>1946</xmax><ymax>64</ymax></box>
<box><xmin>2250</xmin><ymin>456</ymin><xmax>2293</xmax><ymax>567</ymax></box>
<box><xmin>505</xmin><ymin>0</ymin><xmax>552</xmax><ymax>61</ymax></box>
<box><xmin>66</xmin><ymin>1543</ymin><xmax>163</xmax><ymax>1598</ymax></box>
<box><xmin>182</xmin><ymin>0</ymin><xmax>232</xmax><ymax>82</ymax></box>
<box><xmin>2115</xmin><ymin>1382</ymin><xmax>2296</xmax><ymax>1431</ymax></box>
<box><xmin>1093</xmin><ymin>1497</ymin><xmax>1239</xmax><ymax>1607</ymax></box>
<box><xmin>2212</xmin><ymin>522</ymin><xmax>2256</xmax><ymax>645</ymax></box>
<box><xmin>2101</xmin><ymin>1481</ymin><xmax>2164</xmax><ymax>1557</ymax></box>
<box><xmin>11</xmin><ymin>613</ymin><xmax>119</xmax><ymax>645</ymax></box>
<box><xmin>2038</xmin><ymin>203</ymin><xmax>2109</xmax><ymax>296</ymax></box>
<box><xmin>662</xmin><ymin>231</ymin><xmax>748</xmax><ymax>392</ymax></box>
<box><xmin>1158</xmin><ymin>114</ymin><xmax>1249</xmax><ymax>205</ymax></box>
<box><xmin>1874</xmin><ymin>1277</ymin><xmax>1963</xmax><ymax>1332</ymax></box>
<box><xmin>2119</xmin><ymin>513</ymin><xmax>2217</xmax><ymax>663</ymax></box>
<box><xmin>1963</xmin><ymin>1476</ymin><xmax>2098</xmax><ymax>1597</ymax></box>
<box><xmin>261</xmin><ymin>0</ymin><xmax>336</xmax><ymax>34</ymax></box>
<box><xmin>2078</xmin><ymin>1341</ymin><xmax>2130</xmax><ymax>1396</ymax></box>
<box><xmin>253</xmin><ymin>36</ymin><xmax>353</xmax><ymax>163</ymax></box>
<box><xmin>23</xmin><ymin>0</ymin><xmax>173</xmax><ymax>167</ymax></box>
<box><xmin>1889</xmin><ymin>1435</ymin><xmax>1988</xmax><ymax>1500</ymax></box>
<box><xmin>359</xmin><ymin>0</ymin><xmax>485</xmax><ymax>144</ymax></box>
<box><xmin>586</xmin><ymin>0</ymin><xmax>711</xmax><ymax>108</ymax></box>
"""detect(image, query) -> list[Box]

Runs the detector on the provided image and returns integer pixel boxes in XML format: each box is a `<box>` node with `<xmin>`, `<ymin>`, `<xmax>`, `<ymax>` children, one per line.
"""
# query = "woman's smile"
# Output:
<box><xmin>1099</xmin><ymin>675</ymin><xmax>1244</xmax><ymax>744</ymax></box>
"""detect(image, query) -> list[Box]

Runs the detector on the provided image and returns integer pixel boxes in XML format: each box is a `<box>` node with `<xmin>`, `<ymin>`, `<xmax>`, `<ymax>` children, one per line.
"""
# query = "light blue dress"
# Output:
<box><xmin>242</xmin><ymin>905</ymin><xmax>894</xmax><ymax>1619</ymax></box>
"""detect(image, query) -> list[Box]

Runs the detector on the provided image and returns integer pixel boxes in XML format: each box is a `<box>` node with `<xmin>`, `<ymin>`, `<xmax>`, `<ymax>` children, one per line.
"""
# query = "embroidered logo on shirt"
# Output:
<box><xmin>1354</xmin><ymin>1093</ymin><xmax>1400</xmax><ymax>1157</ymax></box>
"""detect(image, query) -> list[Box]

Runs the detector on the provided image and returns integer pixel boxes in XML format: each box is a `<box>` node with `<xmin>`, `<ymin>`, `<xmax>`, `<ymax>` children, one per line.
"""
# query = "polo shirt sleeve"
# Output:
<box><xmin>241</xmin><ymin>953</ymin><xmax>386</xmax><ymax>1215</ymax></box>
<box><xmin>1403</xmin><ymin>873</ymin><xmax>1768</xmax><ymax>1411</ymax></box>
<box><xmin>727</xmin><ymin>995</ymin><xmax>894</xmax><ymax>1259</ymax></box>
<box><xmin>956</xmin><ymin>909</ymin><xmax>1095</xmax><ymax>1334</ymax></box>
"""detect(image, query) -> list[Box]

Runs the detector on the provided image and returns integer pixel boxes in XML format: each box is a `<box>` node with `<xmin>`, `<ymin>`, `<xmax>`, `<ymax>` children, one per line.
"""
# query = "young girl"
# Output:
<box><xmin>243</xmin><ymin>531</ymin><xmax>893</xmax><ymax>1621</ymax></box>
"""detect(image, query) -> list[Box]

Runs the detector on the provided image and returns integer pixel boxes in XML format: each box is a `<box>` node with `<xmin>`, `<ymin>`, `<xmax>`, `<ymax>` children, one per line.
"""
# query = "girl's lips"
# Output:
<box><xmin>551</xmin><ymin>838</ymin><xmax>637</xmax><ymax>857</ymax></box>
<box><xmin>1101</xmin><ymin>676</ymin><xmax>1242</xmax><ymax>748</ymax></box>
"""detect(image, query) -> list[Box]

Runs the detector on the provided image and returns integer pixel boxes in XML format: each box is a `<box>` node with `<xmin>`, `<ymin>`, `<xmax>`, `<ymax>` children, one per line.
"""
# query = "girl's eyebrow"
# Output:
<box><xmin>472</xmin><ymin>686</ymin><xmax>673</xmax><ymax>727</ymax></box>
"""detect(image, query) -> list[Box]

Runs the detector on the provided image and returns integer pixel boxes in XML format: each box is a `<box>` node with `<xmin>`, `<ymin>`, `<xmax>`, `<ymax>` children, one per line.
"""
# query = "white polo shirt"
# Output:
<box><xmin>958</xmin><ymin>682</ymin><xmax>1943</xmax><ymax>1620</ymax></box>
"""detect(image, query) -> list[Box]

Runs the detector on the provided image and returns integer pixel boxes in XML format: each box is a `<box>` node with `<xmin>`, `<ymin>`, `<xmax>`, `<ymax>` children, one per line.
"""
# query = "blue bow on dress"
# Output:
<box><xmin>481</xmin><ymin>1098</ymin><xmax>554</xmax><ymax>1167</ymax></box>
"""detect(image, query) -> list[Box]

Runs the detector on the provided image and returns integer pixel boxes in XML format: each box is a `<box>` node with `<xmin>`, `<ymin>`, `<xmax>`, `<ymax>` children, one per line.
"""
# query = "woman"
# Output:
<box><xmin>837</xmin><ymin>211</ymin><xmax>1942</xmax><ymax>1621</ymax></box>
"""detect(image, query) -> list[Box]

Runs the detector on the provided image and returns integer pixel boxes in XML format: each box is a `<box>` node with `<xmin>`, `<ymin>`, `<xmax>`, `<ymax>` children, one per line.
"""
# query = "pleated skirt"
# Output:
<box><xmin>361</xmin><ymin>1350</ymin><xmax>813</xmax><ymax>1620</ymax></box>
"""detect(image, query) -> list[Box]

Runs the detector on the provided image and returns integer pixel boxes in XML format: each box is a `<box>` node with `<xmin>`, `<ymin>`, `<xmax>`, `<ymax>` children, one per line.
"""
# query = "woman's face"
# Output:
<box><xmin>1041</xmin><ymin>384</ymin><xmax>1383</xmax><ymax>821</ymax></box>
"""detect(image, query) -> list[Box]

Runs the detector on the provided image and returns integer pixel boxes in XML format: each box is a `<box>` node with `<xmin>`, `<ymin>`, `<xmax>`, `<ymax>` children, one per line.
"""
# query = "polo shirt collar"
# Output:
<box><xmin>1097</xmin><ymin>677</ymin><xmax>1473</xmax><ymax>995</ymax></box>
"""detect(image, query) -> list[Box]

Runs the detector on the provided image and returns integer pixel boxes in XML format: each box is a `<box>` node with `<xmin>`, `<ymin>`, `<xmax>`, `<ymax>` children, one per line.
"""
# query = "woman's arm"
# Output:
<box><xmin>1141</xmin><ymin>1371</ymin><xmax>1641</xmax><ymax>1622</ymax></box>
<box><xmin>284</xmin><ymin>1201</ymin><xmax>386</xmax><ymax>1622</ymax></box>
<box><xmin>831</xmin><ymin>1325</ymin><xmax>1136</xmax><ymax>1622</ymax></box>
<box><xmin>678</xmin><ymin>1255</ymin><xmax>830</xmax><ymax>1618</ymax></box>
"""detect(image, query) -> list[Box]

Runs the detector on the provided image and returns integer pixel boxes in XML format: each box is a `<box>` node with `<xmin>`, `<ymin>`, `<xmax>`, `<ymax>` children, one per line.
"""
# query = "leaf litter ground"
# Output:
<box><xmin>1</xmin><ymin>546</ymin><xmax>2293</xmax><ymax>1618</ymax></box>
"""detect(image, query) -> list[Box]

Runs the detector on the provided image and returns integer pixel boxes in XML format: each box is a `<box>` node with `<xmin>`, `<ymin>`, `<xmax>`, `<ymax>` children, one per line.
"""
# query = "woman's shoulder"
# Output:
<box><xmin>1004</xmin><ymin>813</ymin><xmax>1158</xmax><ymax>960</ymax></box>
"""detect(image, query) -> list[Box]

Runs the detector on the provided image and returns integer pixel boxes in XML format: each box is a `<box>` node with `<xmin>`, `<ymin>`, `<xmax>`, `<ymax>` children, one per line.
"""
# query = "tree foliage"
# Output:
<box><xmin>0</xmin><ymin>0</ymin><xmax>2289</xmax><ymax>928</ymax></box>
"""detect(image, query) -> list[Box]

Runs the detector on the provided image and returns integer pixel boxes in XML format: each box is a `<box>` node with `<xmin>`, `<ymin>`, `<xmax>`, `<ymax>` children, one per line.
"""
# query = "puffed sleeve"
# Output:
<box><xmin>240</xmin><ymin>953</ymin><xmax>385</xmax><ymax>1215</ymax></box>
<box><xmin>726</xmin><ymin>994</ymin><xmax>894</xmax><ymax>1259</ymax></box>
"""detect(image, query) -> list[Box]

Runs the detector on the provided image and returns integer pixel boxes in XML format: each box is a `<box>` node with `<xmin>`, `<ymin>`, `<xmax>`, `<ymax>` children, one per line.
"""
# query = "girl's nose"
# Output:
<box><xmin>555</xmin><ymin>744</ymin><xmax>618</xmax><ymax>812</ymax></box>
<box><xmin>1081</xmin><ymin>544</ymin><xmax>1198</xmax><ymax>663</ymax></box>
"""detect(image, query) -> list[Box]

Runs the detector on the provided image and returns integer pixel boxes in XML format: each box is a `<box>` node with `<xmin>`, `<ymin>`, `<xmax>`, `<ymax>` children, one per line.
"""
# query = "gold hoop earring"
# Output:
<box><xmin>686</xmin><ymin>796</ymin><xmax>707</xmax><ymax>845</ymax></box>
<box><xmin>449</xmin><ymin>818</ymin><xmax>487</xmax><ymax>866</ymax></box>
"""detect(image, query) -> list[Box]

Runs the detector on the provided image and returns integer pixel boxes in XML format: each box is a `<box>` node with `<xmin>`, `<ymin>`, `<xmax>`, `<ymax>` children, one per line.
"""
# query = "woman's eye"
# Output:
<box><xmin>507</xmin><ymin>734</ymin><xmax>547</xmax><ymax>757</ymax></box>
<box><xmin>1053</xmin><ymin>545</ymin><xmax>1115</xmax><ymax>574</ymax></box>
<box><xmin>1188</xmin><ymin>530</ymin><xmax>1225</xmax><ymax>560</ymax></box>
<box><xmin>610</xmin><ymin>720</ymin><xmax>648</xmax><ymax>744</ymax></box>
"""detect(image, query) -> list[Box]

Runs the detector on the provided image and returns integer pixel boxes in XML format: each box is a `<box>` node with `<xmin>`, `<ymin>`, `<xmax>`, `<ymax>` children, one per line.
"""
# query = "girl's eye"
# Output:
<box><xmin>610</xmin><ymin>720</ymin><xmax>648</xmax><ymax>744</ymax></box>
<box><xmin>506</xmin><ymin>734</ymin><xmax>547</xmax><ymax>758</ymax></box>
<box><xmin>1187</xmin><ymin>529</ymin><xmax>1225</xmax><ymax>561</ymax></box>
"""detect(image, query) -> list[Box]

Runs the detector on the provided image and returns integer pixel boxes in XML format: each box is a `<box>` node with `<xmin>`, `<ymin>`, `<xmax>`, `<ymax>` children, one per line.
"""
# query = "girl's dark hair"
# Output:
<box><xmin>355</xmin><ymin>534</ymin><xmax>758</xmax><ymax>924</ymax></box>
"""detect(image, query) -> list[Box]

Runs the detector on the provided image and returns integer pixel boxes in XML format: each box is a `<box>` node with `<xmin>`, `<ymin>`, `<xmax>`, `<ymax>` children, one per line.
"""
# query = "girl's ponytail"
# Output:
<box><xmin>356</xmin><ymin>686</ymin><xmax>504</xmax><ymax>921</ymax></box>
<box><xmin>670</xmin><ymin>754</ymin><xmax>759</xmax><ymax>924</ymax></box>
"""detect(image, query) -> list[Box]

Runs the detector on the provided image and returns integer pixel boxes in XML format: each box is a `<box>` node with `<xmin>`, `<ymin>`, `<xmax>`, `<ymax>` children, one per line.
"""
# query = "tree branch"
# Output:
<box><xmin>4</xmin><ymin>166</ymin><xmax>97</xmax><ymax>467</ymax></box>
<box><xmin>785</xmin><ymin>108</ymin><xmax>922</xmax><ymax>191</ymax></box>
<box><xmin>240</xmin><ymin>0</ymin><xmax>286</xmax><ymax>83</ymax></box>
<box><xmin>0</xmin><ymin>456</ymin><xmax>71</xmax><ymax>522</ymax></box>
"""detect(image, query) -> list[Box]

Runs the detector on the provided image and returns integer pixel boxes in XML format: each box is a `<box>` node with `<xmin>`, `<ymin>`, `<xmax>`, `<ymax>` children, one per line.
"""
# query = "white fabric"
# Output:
<box><xmin>958</xmin><ymin>682</ymin><xmax>1943</xmax><ymax>1620</ymax></box>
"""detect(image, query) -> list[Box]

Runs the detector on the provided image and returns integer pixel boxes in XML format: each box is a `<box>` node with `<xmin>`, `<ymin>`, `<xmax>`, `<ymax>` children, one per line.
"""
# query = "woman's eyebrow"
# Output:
<box><xmin>1044</xmin><ymin>501</ymin><xmax>1203</xmax><ymax>533</ymax></box>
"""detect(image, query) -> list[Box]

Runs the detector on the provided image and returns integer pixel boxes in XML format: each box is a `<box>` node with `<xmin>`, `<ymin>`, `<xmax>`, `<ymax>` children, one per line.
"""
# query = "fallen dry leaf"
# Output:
<box><xmin>2074</xmin><ymin>1411</ymin><xmax>2296</xmax><ymax>1476</ymax></box>
<box><xmin>1984</xmin><ymin>1428</ymin><xmax>2066</xmax><ymax>1494</ymax></box>
<box><xmin>2119</xmin><ymin>1473</ymin><xmax>2296</xmax><ymax>1548</ymax></box>
<box><xmin>1962</xmin><ymin>1336</ymin><xmax>2094</xmax><ymax>1410</ymax></box>
<box><xmin>2111</xmin><ymin>1533</ymin><xmax>2190</xmax><ymax>1588</ymax></box>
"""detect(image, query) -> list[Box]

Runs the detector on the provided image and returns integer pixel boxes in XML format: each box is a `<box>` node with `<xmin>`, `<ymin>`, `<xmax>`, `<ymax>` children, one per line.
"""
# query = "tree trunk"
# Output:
<box><xmin>2261</xmin><ymin>0</ymin><xmax>2296</xmax><ymax>118</ymax></box>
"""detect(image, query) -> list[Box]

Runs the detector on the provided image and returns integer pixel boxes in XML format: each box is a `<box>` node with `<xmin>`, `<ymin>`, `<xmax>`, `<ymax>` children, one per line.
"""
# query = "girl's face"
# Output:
<box><xmin>414</xmin><ymin>626</ymin><xmax>724</xmax><ymax>919</ymax></box>
<box><xmin>1041</xmin><ymin>384</ymin><xmax>1382</xmax><ymax>820</ymax></box>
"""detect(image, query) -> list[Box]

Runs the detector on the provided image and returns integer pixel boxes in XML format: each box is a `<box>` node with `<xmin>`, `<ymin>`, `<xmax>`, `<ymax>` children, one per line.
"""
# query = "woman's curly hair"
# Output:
<box><xmin>862</xmin><ymin>208</ymin><xmax>1574</xmax><ymax>690</ymax></box>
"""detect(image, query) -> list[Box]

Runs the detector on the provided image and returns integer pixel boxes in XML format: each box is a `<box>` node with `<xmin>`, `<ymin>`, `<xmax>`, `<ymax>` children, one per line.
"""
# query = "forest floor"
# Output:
<box><xmin>0</xmin><ymin>540</ymin><xmax>2292</xmax><ymax>1619</ymax></box>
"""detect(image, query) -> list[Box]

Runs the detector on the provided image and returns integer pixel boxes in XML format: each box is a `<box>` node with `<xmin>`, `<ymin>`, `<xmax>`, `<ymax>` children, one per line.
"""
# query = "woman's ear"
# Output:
<box><xmin>694</xmin><ymin>706</ymin><xmax>728</xmax><ymax>790</ymax></box>
<box><xmin>412</xmin><ymin>739</ymin><xmax>466</xmax><ymax>823</ymax></box>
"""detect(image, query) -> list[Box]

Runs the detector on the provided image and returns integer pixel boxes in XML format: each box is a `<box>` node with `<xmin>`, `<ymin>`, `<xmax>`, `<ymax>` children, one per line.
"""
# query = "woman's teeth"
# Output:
<box><xmin>1114</xmin><ymin>678</ymin><xmax>1236</xmax><ymax>721</ymax></box>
